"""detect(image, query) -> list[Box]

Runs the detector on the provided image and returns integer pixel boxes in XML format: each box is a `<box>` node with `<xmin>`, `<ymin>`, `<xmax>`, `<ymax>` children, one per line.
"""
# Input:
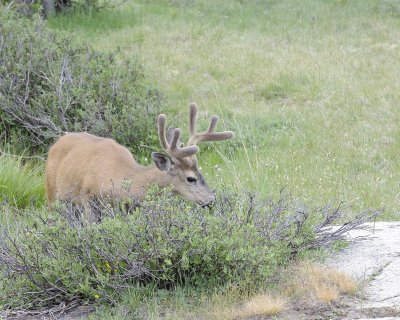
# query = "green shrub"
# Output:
<box><xmin>0</xmin><ymin>10</ymin><xmax>162</xmax><ymax>154</ymax></box>
<box><xmin>0</xmin><ymin>155</ymin><xmax>45</xmax><ymax>208</ymax></box>
<box><xmin>0</xmin><ymin>188</ymin><xmax>380</xmax><ymax>310</ymax></box>
<box><xmin>0</xmin><ymin>0</ymin><xmax>117</xmax><ymax>17</ymax></box>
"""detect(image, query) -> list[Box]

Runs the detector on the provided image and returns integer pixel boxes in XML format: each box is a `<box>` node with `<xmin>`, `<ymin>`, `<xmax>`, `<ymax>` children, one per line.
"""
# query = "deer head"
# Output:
<box><xmin>151</xmin><ymin>103</ymin><xmax>234</xmax><ymax>206</ymax></box>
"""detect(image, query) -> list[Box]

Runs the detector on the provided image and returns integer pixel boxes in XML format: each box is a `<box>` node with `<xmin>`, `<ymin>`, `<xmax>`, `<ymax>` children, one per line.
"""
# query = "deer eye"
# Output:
<box><xmin>186</xmin><ymin>176</ymin><xmax>197</xmax><ymax>184</ymax></box>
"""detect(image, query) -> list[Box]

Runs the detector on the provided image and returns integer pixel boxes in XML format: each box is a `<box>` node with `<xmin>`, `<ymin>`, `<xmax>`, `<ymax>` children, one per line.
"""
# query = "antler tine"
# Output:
<box><xmin>189</xmin><ymin>102</ymin><xmax>198</xmax><ymax>137</ymax></box>
<box><xmin>157</xmin><ymin>114</ymin><xmax>199</xmax><ymax>159</ymax></box>
<box><xmin>166</xmin><ymin>126</ymin><xmax>175</xmax><ymax>144</ymax></box>
<box><xmin>170</xmin><ymin>128</ymin><xmax>182</xmax><ymax>149</ymax></box>
<box><xmin>167</xmin><ymin>126</ymin><xmax>185</xmax><ymax>148</ymax></box>
<box><xmin>187</xmin><ymin>104</ymin><xmax>234</xmax><ymax>146</ymax></box>
<box><xmin>208</xmin><ymin>115</ymin><xmax>218</xmax><ymax>133</ymax></box>
<box><xmin>157</xmin><ymin>114</ymin><xmax>169</xmax><ymax>150</ymax></box>
<box><xmin>169</xmin><ymin>128</ymin><xmax>199</xmax><ymax>158</ymax></box>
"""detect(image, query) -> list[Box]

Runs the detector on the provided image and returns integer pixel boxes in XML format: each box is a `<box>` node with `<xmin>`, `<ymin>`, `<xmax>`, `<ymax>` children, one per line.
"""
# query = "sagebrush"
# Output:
<box><xmin>0</xmin><ymin>10</ymin><xmax>162</xmax><ymax>153</ymax></box>
<box><xmin>0</xmin><ymin>188</ymin><xmax>380</xmax><ymax>311</ymax></box>
<box><xmin>0</xmin><ymin>0</ymin><xmax>119</xmax><ymax>17</ymax></box>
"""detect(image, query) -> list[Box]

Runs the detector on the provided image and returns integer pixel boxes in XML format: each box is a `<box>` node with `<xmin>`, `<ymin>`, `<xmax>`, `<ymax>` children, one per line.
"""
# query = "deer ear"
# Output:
<box><xmin>151</xmin><ymin>152</ymin><xmax>172</xmax><ymax>172</ymax></box>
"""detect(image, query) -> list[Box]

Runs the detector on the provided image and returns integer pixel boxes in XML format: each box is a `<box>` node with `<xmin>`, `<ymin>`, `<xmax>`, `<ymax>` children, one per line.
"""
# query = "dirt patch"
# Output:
<box><xmin>57</xmin><ymin>306</ymin><xmax>95</xmax><ymax>320</ymax></box>
<box><xmin>274</xmin><ymin>298</ymin><xmax>400</xmax><ymax>320</ymax></box>
<box><xmin>2</xmin><ymin>305</ymin><xmax>95</xmax><ymax>320</ymax></box>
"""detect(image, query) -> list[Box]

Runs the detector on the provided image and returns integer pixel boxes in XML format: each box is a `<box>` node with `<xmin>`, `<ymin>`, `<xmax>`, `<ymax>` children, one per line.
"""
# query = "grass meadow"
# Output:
<box><xmin>47</xmin><ymin>0</ymin><xmax>400</xmax><ymax>218</ymax></box>
<box><xmin>0</xmin><ymin>0</ymin><xmax>399</xmax><ymax>318</ymax></box>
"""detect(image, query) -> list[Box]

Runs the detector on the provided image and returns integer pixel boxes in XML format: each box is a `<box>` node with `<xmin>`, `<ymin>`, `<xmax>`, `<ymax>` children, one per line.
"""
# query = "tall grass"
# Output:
<box><xmin>0</xmin><ymin>155</ymin><xmax>45</xmax><ymax>208</ymax></box>
<box><xmin>47</xmin><ymin>0</ymin><xmax>400</xmax><ymax>218</ymax></box>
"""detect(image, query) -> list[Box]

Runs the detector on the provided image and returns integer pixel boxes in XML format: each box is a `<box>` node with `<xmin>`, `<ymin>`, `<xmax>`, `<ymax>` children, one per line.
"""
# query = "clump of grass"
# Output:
<box><xmin>285</xmin><ymin>262</ymin><xmax>358</xmax><ymax>304</ymax></box>
<box><xmin>237</xmin><ymin>293</ymin><xmax>286</xmax><ymax>318</ymax></box>
<box><xmin>48</xmin><ymin>5</ymin><xmax>141</xmax><ymax>34</ymax></box>
<box><xmin>257</xmin><ymin>72</ymin><xmax>320</xmax><ymax>103</ymax></box>
<box><xmin>0</xmin><ymin>155</ymin><xmax>45</xmax><ymax>208</ymax></box>
<box><xmin>86</xmin><ymin>283</ymin><xmax>285</xmax><ymax>320</ymax></box>
<box><xmin>203</xmin><ymin>292</ymin><xmax>286</xmax><ymax>320</ymax></box>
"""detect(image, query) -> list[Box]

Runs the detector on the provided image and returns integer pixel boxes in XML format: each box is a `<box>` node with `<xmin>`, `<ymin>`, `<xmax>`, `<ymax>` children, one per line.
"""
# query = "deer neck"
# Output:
<box><xmin>128</xmin><ymin>164</ymin><xmax>170</xmax><ymax>193</ymax></box>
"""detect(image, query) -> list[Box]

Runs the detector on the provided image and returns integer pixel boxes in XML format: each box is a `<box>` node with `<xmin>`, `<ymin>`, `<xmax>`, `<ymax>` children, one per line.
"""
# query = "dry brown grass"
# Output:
<box><xmin>312</xmin><ymin>283</ymin><xmax>340</xmax><ymax>303</ymax></box>
<box><xmin>167</xmin><ymin>263</ymin><xmax>356</xmax><ymax>319</ymax></box>
<box><xmin>237</xmin><ymin>293</ymin><xmax>287</xmax><ymax>318</ymax></box>
<box><xmin>163</xmin><ymin>263</ymin><xmax>355</xmax><ymax>319</ymax></box>
<box><xmin>206</xmin><ymin>292</ymin><xmax>286</xmax><ymax>320</ymax></box>
<box><xmin>285</xmin><ymin>262</ymin><xmax>358</xmax><ymax>304</ymax></box>
<box><xmin>207</xmin><ymin>306</ymin><xmax>237</xmax><ymax>320</ymax></box>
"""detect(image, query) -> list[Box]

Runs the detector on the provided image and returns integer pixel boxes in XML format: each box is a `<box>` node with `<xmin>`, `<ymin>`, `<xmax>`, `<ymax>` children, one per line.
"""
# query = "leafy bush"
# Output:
<box><xmin>0</xmin><ymin>188</ymin><xmax>380</xmax><ymax>311</ymax></box>
<box><xmin>0</xmin><ymin>155</ymin><xmax>45</xmax><ymax>208</ymax></box>
<box><xmin>0</xmin><ymin>10</ymin><xmax>162</xmax><ymax>153</ymax></box>
<box><xmin>0</xmin><ymin>0</ymin><xmax>119</xmax><ymax>17</ymax></box>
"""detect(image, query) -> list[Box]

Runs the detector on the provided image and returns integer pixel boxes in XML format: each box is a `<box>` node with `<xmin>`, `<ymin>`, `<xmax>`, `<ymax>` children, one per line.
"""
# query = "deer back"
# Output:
<box><xmin>45</xmin><ymin>132</ymin><xmax>139</xmax><ymax>204</ymax></box>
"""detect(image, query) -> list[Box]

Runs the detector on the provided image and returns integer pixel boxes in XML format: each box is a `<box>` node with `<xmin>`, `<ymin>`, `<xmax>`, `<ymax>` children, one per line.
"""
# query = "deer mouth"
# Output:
<box><xmin>201</xmin><ymin>200</ymin><xmax>214</xmax><ymax>208</ymax></box>
<box><xmin>197</xmin><ymin>194</ymin><xmax>215</xmax><ymax>208</ymax></box>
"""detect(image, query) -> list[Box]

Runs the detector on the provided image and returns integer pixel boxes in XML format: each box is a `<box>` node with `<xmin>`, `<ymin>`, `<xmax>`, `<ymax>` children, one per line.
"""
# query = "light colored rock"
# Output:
<box><xmin>358</xmin><ymin>318</ymin><xmax>400</xmax><ymax>320</ymax></box>
<box><xmin>327</xmin><ymin>222</ymin><xmax>400</xmax><ymax>310</ymax></box>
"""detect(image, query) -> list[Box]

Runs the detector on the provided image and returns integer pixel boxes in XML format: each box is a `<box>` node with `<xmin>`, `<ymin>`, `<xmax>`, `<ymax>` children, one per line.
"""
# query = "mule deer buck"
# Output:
<box><xmin>45</xmin><ymin>103</ymin><xmax>234</xmax><ymax>207</ymax></box>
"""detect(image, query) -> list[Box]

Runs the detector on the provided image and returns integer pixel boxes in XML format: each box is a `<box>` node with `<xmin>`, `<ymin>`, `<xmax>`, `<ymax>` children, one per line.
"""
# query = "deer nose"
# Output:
<box><xmin>201</xmin><ymin>192</ymin><xmax>215</xmax><ymax>208</ymax></box>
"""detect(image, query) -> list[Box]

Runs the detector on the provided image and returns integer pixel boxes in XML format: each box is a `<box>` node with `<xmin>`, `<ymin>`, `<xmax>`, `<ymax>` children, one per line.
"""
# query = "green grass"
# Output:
<box><xmin>86</xmin><ymin>284</ymin><xmax>247</xmax><ymax>320</ymax></box>
<box><xmin>0</xmin><ymin>155</ymin><xmax>45</xmax><ymax>208</ymax></box>
<box><xmin>47</xmin><ymin>0</ymin><xmax>400</xmax><ymax>218</ymax></box>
